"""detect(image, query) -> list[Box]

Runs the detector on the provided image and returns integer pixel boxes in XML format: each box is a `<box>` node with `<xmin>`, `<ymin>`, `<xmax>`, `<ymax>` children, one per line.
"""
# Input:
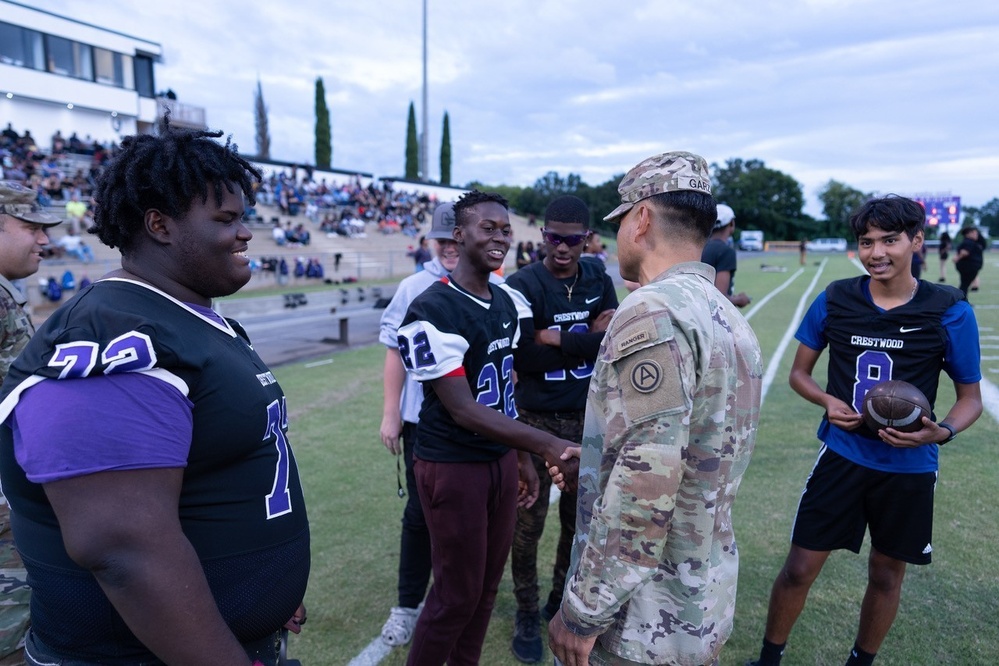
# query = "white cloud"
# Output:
<box><xmin>27</xmin><ymin>0</ymin><xmax>999</xmax><ymax>211</ymax></box>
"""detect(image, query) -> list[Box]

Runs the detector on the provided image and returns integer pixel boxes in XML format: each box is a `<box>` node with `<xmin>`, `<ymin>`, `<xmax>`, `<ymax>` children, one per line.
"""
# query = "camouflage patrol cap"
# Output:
<box><xmin>427</xmin><ymin>201</ymin><xmax>456</xmax><ymax>240</ymax></box>
<box><xmin>603</xmin><ymin>151</ymin><xmax>712</xmax><ymax>222</ymax></box>
<box><xmin>0</xmin><ymin>181</ymin><xmax>62</xmax><ymax>227</ymax></box>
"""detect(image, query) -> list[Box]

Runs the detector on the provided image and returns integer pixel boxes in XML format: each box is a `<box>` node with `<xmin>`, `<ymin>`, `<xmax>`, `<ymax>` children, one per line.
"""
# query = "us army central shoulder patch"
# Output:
<box><xmin>630</xmin><ymin>359</ymin><xmax>662</xmax><ymax>393</ymax></box>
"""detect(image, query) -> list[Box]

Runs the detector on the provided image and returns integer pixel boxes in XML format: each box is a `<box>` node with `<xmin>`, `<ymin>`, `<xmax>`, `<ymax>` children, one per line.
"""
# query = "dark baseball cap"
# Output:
<box><xmin>427</xmin><ymin>202</ymin><xmax>456</xmax><ymax>240</ymax></box>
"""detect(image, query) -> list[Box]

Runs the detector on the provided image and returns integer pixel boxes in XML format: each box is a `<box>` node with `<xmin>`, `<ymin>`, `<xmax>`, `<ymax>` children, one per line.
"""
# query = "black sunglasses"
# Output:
<box><xmin>542</xmin><ymin>229</ymin><xmax>591</xmax><ymax>247</ymax></box>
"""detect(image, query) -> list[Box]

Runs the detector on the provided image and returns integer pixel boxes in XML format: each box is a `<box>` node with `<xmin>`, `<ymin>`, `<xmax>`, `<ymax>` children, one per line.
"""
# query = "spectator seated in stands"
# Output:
<box><xmin>56</xmin><ymin>229</ymin><xmax>95</xmax><ymax>263</ymax></box>
<box><xmin>271</xmin><ymin>221</ymin><xmax>287</xmax><ymax>246</ymax></box>
<box><xmin>378</xmin><ymin>216</ymin><xmax>400</xmax><ymax>234</ymax></box>
<box><xmin>279</xmin><ymin>222</ymin><xmax>310</xmax><ymax>246</ymax></box>
<box><xmin>51</xmin><ymin>130</ymin><xmax>66</xmax><ymax>155</ymax></box>
<box><xmin>305</xmin><ymin>258</ymin><xmax>324</xmax><ymax>279</ymax></box>
<box><xmin>65</xmin><ymin>192</ymin><xmax>88</xmax><ymax>234</ymax></box>
<box><xmin>43</xmin><ymin>173</ymin><xmax>63</xmax><ymax>201</ymax></box>
<box><xmin>291</xmin><ymin>223</ymin><xmax>311</xmax><ymax>246</ymax></box>
<box><xmin>319</xmin><ymin>214</ymin><xmax>337</xmax><ymax>235</ymax></box>
<box><xmin>68</xmin><ymin>132</ymin><xmax>84</xmax><ymax>153</ymax></box>
<box><xmin>1</xmin><ymin>123</ymin><xmax>19</xmax><ymax>144</ymax></box>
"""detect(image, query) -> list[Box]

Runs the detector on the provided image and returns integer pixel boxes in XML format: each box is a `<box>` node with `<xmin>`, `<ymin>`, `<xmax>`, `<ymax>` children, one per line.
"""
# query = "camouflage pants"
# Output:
<box><xmin>0</xmin><ymin>504</ymin><xmax>28</xmax><ymax>666</ymax></box>
<box><xmin>584</xmin><ymin>642</ymin><xmax>720</xmax><ymax>666</ymax></box>
<box><xmin>510</xmin><ymin>408</ymin><xmax>581</xmax><ymax>614</ymax></box>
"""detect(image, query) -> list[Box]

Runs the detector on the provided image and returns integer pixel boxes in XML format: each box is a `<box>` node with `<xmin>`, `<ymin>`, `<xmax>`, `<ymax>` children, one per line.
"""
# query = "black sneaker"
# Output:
<box><xmin>511</xmin><ymin>610</ymin><xmax>543</xmax><ymax>663</ymax></box>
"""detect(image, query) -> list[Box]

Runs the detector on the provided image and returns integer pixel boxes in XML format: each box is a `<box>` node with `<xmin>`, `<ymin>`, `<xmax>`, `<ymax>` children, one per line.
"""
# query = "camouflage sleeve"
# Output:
<box><xmin>562</xmin><ymin>304</ymin><xmax>695</xmax><ymax>634</ymax></box>
<box><xmin>0</xmin><ymin>294</ymin><xmax>16</xmax><ymax>381</ymax></box>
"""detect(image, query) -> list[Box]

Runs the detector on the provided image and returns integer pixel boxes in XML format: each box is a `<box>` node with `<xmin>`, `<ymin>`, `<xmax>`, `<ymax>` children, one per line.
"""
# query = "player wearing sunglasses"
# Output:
<box><xmin>504</xmin><ymin>195</ymin><xmax>618</xmax><ymax>663</ymax></box>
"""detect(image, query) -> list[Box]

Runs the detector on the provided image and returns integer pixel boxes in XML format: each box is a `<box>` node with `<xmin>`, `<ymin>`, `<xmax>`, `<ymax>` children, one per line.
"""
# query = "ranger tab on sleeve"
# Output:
<box><xmin>609</xmin><ymin>305</ymin><xmax>688</xmax><ymax>424</ymax></box>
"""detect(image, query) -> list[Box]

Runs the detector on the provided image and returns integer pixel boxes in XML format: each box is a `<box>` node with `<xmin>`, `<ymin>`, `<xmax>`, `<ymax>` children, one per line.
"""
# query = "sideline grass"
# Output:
<box><xmin>275</xmin><ymin>252</ymin><xmax>999</xmax><ymax>665</ymax></box>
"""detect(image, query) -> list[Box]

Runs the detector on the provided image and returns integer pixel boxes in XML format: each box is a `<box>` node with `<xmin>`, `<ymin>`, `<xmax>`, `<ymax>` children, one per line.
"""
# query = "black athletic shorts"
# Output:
<box><xmin>791</xmin><ymin>446</ymin><xmax>937</xmax><ymax>565</ymax></box>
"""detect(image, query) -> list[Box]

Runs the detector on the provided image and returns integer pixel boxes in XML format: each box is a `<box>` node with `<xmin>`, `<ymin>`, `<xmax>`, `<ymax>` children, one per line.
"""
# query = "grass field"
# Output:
<box><xmin>273</xmin><ymin>250</ymin><xmax>999</xmax><ymax>665</ymax></box>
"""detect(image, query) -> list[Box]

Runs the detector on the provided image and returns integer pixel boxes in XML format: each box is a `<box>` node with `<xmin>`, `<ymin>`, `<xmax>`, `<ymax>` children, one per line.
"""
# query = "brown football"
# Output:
<box><xmin>861</xmin><ymin>380</ymin><xmax>931</xmax><ymax>434</ymax></box>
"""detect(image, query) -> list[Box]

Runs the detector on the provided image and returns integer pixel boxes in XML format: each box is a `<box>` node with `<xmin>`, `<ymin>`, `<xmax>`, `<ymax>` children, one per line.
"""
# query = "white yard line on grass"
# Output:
<box><xmin>347</xmin><ymin>639</ymin><xmax>393</xmax><ymax>666</ymax></box>
<box><xmin>981</xmin><ymin>378</ymin><xmax>999</xmax><ymax>420</ymax></box>
<box><xmin>759</xmin><ymin>259</ymin><xmax>828</xmax><ymax>407</ymax></box>
<box><xmin>744</xmin><ymin>268</ymin><xmax>804</xmax><ymax>322</ymax></box>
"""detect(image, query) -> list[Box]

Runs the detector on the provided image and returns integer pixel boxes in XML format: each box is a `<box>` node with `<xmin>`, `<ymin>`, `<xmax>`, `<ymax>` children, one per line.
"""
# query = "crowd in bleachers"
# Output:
<box><xmin>257</xmin><ymin>169</ymin><xmax>437</xmax><ymax>240</ymax></box>
<box><xmin>4</xmin><ymin>123</ymin><xmax>458</xmax><ymax>290</ymax></box>
<box><xmin>1</xmin><ymin>122</ymin><xmax>116</xmax><ymax>207</ymax></box>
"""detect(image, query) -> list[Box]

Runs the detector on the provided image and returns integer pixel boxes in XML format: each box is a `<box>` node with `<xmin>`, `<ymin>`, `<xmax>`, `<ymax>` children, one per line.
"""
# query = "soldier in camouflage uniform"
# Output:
<box><xmin>547</xmin><ymin>152</ymin><xmax>763</xmax><ymax>666</ymax></box>
<box><xmin>0</xmin><ymin>181</ymin><xmax>62</xmax><ymax>665</ymax></box>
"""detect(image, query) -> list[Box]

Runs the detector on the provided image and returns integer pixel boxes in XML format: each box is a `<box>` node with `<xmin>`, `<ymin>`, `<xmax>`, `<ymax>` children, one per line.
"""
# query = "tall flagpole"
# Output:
<box><xmin>420</xmin><ymin>0</ymin><xmax>429</xmax><ymax>182</ymax></box>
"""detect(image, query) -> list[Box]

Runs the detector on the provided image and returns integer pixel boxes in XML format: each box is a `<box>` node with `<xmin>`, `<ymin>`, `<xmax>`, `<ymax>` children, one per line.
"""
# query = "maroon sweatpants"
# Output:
<box><xmin>406</xmin><ymin>450</ymin><xmax>519</xmax><ymax>666</ymax></box>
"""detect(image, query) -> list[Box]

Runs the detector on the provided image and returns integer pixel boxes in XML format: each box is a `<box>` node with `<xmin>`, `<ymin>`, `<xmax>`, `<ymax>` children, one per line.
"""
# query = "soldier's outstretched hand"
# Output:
<box><xmin>547</xmin><ymin>446</ymin><xmax>581</xmax><ymax>492</ymax></box>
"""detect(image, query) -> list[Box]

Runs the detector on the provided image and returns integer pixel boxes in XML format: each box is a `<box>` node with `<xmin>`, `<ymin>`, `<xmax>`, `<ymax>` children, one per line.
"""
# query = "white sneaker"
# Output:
<box><xmin>381</xmin><ymin>605</ymin><xmax>421</xmax><ymax>646</ymax></box>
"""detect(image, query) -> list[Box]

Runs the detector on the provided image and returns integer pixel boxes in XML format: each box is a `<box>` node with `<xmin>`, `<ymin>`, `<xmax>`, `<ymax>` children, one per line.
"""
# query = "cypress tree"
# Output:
<box><xmin>315</xmin><ymin>77</ymin><xmax>331</xmax><ymax>168</ymax></box>
<box><xmin>254</xmin><ymin>79</ymin><xmax>271</xmax><ymax>160</ymax></box>
<box><xmin>405</xmin><ymin>102</ymin><xmax>419</xmax><ymax>180</ymax></box>
<box><xmin>439</xmin><ymin>111</ymin><xmax>451</xmax><ymax>185</ymax></box>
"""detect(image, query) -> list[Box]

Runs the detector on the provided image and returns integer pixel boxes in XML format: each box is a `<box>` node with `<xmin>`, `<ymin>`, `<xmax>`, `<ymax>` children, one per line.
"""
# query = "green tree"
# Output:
<box><xmin>405</xmin><ymin>102</ymin><xmax>419</xmax><ymax>180</ymax></box>
<box><xmin>712</xmin><ymin>158</ymin><xmax>809</xmax><ymax>240</ymax></box>
<box><xmin>817</xmin><ymin>179</ymin><xmax>870</xmax><ymax>237</ymax></box>
<box><xmin>532</xmin><ymin>171</ymin><xmax>581</xmax><ymax>202</ymax></box>
<box><xmin>314</xmin><ymin>77</ymin><xmax>331</xmax><ymax>169</ymax></box>
<box><xmin>575</xmin><ymin>176</ymin><xmax>625</xmax><ymax>233</ymax></box>
<box><xmin>254</xmin><ymin>79</ymin><xmax>270</xmax><ymax>160</ymax></box>
<box><xmin>979</xmin><ymin>197</ymin><xmax>999</xmax><ymax>236</ymax></box>
<box><xmin>439</xmin><ymin>112</ymin><xmax>451</xmax><ymax>185</ymax></box>
<box><xmin>462</xmin><ymin>182</ymin><xmax>540</xmax><ymax>216</ymax></box>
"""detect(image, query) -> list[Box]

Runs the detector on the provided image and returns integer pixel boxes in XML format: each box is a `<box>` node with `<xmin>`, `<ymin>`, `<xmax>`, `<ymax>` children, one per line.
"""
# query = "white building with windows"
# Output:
<box><xmin>0</xmin><ymin>0</ymin><xmax>205</xmax><ymax>150</ymax></box>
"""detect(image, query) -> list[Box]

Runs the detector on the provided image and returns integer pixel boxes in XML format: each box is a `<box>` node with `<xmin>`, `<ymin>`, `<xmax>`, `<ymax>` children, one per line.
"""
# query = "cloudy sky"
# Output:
<box><xmin>34</xmin><ymin>0</ymin><xmax>999</xmax><ymax>216</ymax></box>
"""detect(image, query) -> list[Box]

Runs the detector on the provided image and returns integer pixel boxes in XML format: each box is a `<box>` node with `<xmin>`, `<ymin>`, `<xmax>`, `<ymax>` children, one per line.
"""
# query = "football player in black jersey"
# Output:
<box><xmin>0</xmin><ymin>122</ymin><xmax>308</xmax><ymax>666</ymax></box>
<box><xmin>749</xmin><ymin>195</ymin><xmax>982</xmax><ymax>666</ymax></box>
<box><xmin>504</xmin><ymin>195</ymin><xmax>617</xmax><ymax>662</ymax></box>
<box><xmin>397</xmin><ymin>190</ymin><xmax>580</xmax><ymax>666</ymax></box>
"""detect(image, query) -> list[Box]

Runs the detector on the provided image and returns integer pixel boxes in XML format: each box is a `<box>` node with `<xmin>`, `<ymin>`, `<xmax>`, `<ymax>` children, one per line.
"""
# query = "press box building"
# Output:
<box><xmin>0</xmin><ymin>0</ymin><xmax>205</xmax><ymax>149</ymax></box>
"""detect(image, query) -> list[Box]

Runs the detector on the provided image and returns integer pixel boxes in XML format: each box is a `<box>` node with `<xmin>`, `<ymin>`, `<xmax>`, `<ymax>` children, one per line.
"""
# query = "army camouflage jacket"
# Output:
<box><xmin>562</xmin><ymin>262</ymin><xmax>762</xmax><ymax>665</ymax></box>
<box><xmin>0</xmin><ymin>275</ymin><xmax>33</xmax><ymax>383</ymax></box>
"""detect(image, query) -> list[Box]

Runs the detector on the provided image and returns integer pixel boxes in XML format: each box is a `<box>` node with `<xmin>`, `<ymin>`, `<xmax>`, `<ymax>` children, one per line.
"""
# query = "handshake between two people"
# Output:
<box><xmin>546</xmin><ymin>446</ymin><xmax>581</xmax><ymax>493</ymax></box>
<box><xmin>518</xmin><ymin>444</ymin><xmax>581</xmax><ymax>510</ymax></box>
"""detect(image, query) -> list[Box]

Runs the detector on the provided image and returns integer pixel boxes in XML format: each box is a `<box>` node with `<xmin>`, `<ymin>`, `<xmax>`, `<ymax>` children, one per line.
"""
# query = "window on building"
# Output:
<box><xmin>45</xmin><ymin>34</ymin><xmax>93</xmax><ymax>81</ymax></box>
<box><xmin>134</xmin><ymin>55</ymin><xmax>154</xmax><ymax>98</ymax></box>
<box><xmin>0</xmin><ymin>22</ymin><xmax>44</xmax><ymax>70</ymax></box>
<box><xmin>94</xmin><ymin>48</ymin><xmax>134</xmax><ymax>89</ymax></box>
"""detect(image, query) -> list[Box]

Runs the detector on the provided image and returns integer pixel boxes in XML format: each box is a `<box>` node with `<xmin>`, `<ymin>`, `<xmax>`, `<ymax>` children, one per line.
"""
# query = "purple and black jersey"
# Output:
<box><xmin>505</xmin><ymin>259</ymin><xmax>617</xmax><ymax>413</ymax></box>
<box><xmin>0</xmin><ymin>278</ymin><xmax>309</xmax><ymax>662</ymax></box>
<box><xmin>398</xmin><ymin>277</ymin><xmax>529</xmax><ymax>463</ymax></box>
<box><xmin>796</xmin><ymin>276</ymin><xmax>980</xmax><ymax>473</ymax></box>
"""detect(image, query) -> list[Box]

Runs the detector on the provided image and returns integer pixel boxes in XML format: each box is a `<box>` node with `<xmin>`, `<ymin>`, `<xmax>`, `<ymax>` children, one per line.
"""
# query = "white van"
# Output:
<box><xmin>806</xmin><ymin>238</ymin><xmax>848</xmax><ymax>252</ymax></box>
<box><xmin>739</xmin><ymin>230</ymin><xmax>764</xmax><ymax>251</ymax></box>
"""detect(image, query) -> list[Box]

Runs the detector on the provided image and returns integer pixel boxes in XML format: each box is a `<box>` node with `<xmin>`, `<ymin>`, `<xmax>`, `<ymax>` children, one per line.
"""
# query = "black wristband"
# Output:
<box><xmin>938</xmin><ymin>422</ymin><xmax>957</xmax><ymax>445</ymax></box>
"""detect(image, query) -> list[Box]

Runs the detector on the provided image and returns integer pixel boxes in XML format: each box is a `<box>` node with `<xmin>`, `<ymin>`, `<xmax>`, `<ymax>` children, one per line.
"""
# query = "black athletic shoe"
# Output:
<box><xmin>511</xmin><ymin>610</ymin><xmax>543</xmax><ymax>663</ymax></box>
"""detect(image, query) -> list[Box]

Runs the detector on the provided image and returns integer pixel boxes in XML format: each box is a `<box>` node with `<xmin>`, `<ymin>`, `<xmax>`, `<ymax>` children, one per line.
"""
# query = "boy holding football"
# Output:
<box><xmin>748</xmin><ymin>195</ymin><xmax>982</xmax><ymax>666</ymax></box>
